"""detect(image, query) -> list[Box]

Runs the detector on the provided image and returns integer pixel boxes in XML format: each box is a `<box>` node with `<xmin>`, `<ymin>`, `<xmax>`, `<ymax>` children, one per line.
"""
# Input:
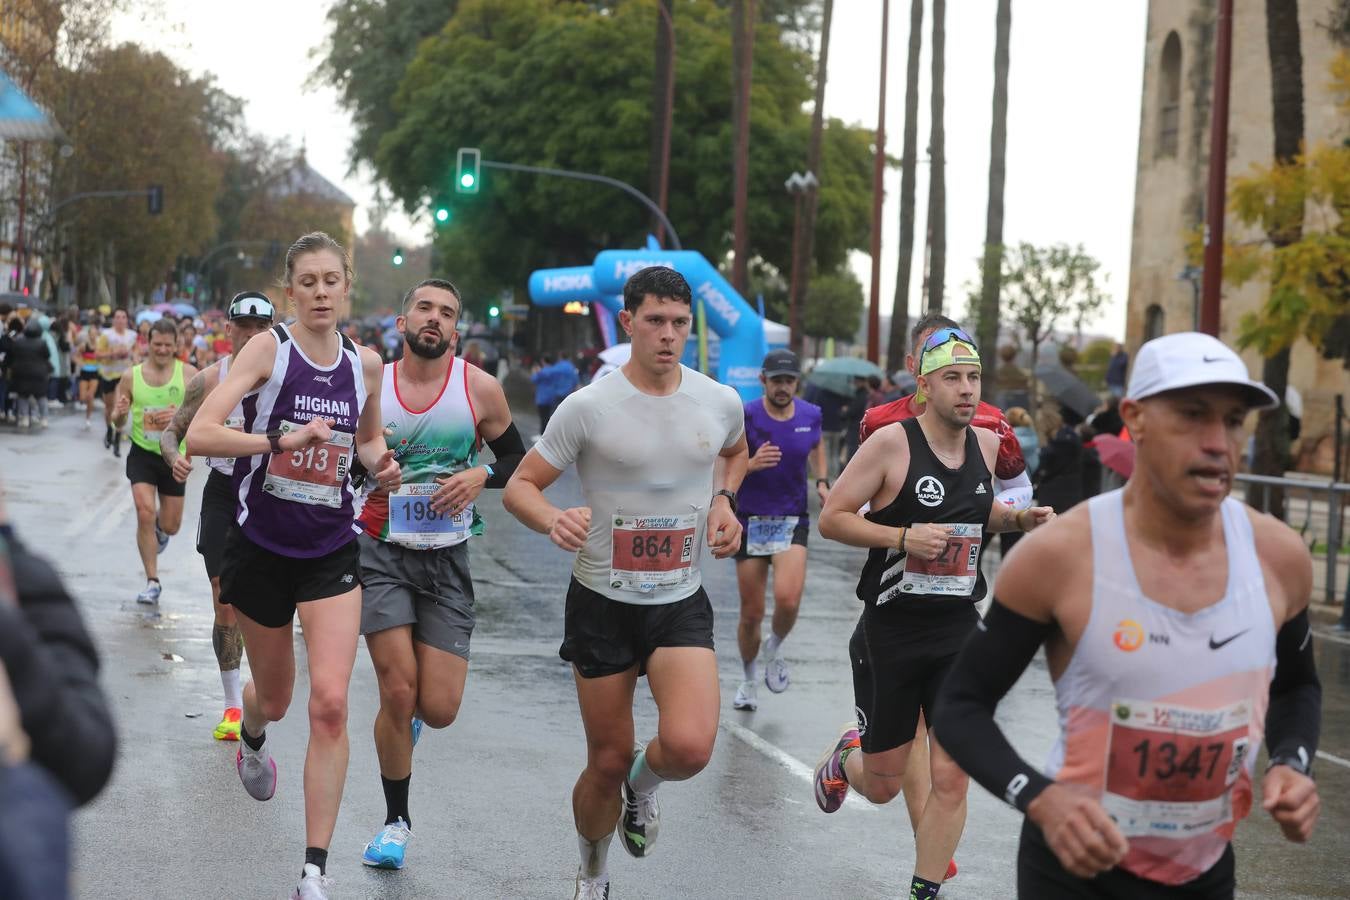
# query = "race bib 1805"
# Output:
<box><xmin>746</xmin><ymin>515</ymin><xmax>799</xmax><ymax>556</ymax></box>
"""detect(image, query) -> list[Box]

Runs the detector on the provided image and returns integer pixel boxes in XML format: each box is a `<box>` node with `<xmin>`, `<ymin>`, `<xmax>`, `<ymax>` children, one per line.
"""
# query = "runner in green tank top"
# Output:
<box><xmin>112</xmin><ymin>318</ymin><xmax>198</xmax><ymax>606</ymax></box>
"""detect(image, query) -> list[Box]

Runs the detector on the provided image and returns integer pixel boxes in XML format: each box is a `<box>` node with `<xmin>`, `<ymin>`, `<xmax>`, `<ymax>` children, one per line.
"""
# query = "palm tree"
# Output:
<box><xmin>976</xmin><ymin>0</ymin><xmax>1011</xmax><ymax>385</ymax></box>
<box><xmin>731</xmin><ymin>0</ymin><xmax>755</xmax><ymax>293</ymax></box>
<box><xmin>885</xmin><ymin>0</ymin><xmax>923</xmax><ymax>367</ymax></box>
<box><xmin>788</xmin><ymin>0</ymin><xmax>833</xmax><ymax>355</ymax></box>
<box><xmin>1252</xmin><ymin>0</ymin><xmax>1304</xmax><ymax>502</ymax></box>
<box><xmin>924</xmin><ymin>0</ymin><xmax>945</xmax><ymax>312</ymax></box>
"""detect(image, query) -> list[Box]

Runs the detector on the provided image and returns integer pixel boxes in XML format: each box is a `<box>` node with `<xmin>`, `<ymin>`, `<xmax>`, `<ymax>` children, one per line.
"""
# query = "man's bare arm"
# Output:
<box><xmin>160</xmin><ymin>367</ymin><xmax>214</xmax><ymax>465</ymax></box>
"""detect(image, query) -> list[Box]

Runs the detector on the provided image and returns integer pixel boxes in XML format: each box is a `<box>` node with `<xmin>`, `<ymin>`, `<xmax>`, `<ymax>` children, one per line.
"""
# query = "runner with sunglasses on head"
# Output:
<box><xmin>811</xmin><ymin>330</ymin><xmax>1054</xmax><ymax>900</ymax></box>
<box><xmin>158</xmin><ymin>291</ymin><xmax>276</xmax><ymax>742</ymax></box>
<box><xmin>857</xmin><ymin>314</ymin><xmax>1032</xmax><ymax>881</ymax></box>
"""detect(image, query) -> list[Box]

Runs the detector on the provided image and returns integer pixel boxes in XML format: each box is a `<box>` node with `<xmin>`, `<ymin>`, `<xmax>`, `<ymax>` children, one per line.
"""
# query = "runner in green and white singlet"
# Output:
<box><xmin>354</xmin><ymin>278</ymin><xmax>526</xmax><ymax>872</ymax></box>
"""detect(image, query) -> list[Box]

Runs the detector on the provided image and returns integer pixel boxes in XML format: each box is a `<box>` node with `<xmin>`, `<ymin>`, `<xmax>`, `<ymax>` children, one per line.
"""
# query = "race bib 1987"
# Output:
<box><xmin>387</xmin><ymin>482</ymin><xmax>473</xmax><ymax>549</ymax></box>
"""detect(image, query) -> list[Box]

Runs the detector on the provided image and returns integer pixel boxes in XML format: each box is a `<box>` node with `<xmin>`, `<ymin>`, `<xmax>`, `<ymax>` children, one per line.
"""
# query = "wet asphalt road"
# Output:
<box><xmin>2</xmin><ymin>411</ymin><xmax>1348</xmax><ymax>899</ymax></box>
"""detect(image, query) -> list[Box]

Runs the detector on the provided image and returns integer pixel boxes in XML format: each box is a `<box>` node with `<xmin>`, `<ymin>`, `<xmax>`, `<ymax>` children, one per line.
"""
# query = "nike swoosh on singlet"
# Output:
<box><xmin>1208</xmin><ymin>629</ymin><xmax>1249</xmax><ymax>650</ymax></box>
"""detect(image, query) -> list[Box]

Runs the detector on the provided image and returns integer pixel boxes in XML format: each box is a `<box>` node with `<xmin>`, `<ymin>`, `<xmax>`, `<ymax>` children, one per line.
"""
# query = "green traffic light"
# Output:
<box><xmin>488</xmin><ymin>305</ymin><xmax>500</xmax><ymax>317</ymax></box>
<box><xmin>460</xmin><ymin>172</ymin><xmax>476</xmax><ymax>190</ymax></box>
<box><xmin>392</xmin><ymin>250</ymin><xmax>404</xmax><ymax>266</ymax></box>
<box><xmin>435</xmin><ymin>207</ymin><xmax>450</xmax><ymax>223</ymax></box>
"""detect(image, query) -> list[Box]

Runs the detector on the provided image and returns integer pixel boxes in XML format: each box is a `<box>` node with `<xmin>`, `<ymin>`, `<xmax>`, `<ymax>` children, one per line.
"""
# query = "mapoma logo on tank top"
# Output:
<box><xmin>915</xmin><ymin>475</ymin><xmax>945</xmax><ymax>507</ymax></box>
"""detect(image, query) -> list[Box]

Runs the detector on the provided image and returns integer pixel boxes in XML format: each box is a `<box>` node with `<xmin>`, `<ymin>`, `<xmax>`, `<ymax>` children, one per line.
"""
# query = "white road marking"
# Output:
<box><xmin>1312</xmin><ymin>627</ymin><xmax>1350</xmax><ymax>647</ymax></box>
<box><xmin>720</xmin><ymin>717</ymin><xmax>875</xmax><ymax>813</ymax></box>
<box><xmin>1316</xmin><ymin>749</ymin><xmax>1350</xmax><ymax>771</ymax></box>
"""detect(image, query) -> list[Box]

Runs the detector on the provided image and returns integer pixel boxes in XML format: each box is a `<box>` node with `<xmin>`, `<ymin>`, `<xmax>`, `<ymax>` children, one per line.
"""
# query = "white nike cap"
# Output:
<box><xmin>1126</xmin><ymin>332</ymin><xmax>1279</xmax><ymax>410</ymax></box>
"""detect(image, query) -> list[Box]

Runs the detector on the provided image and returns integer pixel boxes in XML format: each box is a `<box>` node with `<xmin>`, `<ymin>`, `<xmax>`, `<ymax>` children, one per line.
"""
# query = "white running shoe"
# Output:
<box><xmin>574</xmin><ymin>869</ymin><xmax>611</xmax><ymax>900</ymax></box>
<box><xmin>38</xmin><ymin>417</ymin><xmax>48</xmax><ymax>428</ymax></box>
<box><xmin>236</xmin><ymin>739</ymin><xmax>277</xmax><ymax>801</ymax></box>
<box><xmin>292</xmin><ymin>863</ymin><xmax>334</xmax><ymax>900</ymax></box>
<box><xmin>617</xmin><ymin>763</ymin><xmax>660</xmax><ymax>858</ymax></box>
<box><xmin>733</xmin><ymin>679</ymin><xmax>759</xmax><ymax>711</ymax></box>
<box><xmin>16</xmin><ymin>416</ymin><xmax>28</xmax><ymax>428</ymax></box>
<box><xmin>135</xmin><ymin>580</ymin><xmax>161</xmax><ymax>605</ymax></box>
<box><xmin>764</xmin><ymin>655</ymin><xmax>790</xmax><ymax>694</ymax></box>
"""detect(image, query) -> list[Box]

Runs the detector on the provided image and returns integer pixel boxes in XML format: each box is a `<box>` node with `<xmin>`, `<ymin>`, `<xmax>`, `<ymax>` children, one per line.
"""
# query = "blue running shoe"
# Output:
<box><xmin>361</xmin><ymin>818</ymin><xmax>411</xmax><ymax>869</ymax></box>
<box><xmin>411</xmin><ymin>716</ymin><xmax>424</xmax><ymax>748</ymax></box>
<box><xmin>135</xmin><ymin>580</ymin><xmax>162</xmax><ymax>605</ymax></box>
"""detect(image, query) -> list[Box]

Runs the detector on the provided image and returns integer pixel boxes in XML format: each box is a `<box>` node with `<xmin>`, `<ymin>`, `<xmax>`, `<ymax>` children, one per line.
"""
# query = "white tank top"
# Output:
<box><xmin>206</xmin><ymin>356</ymin><xmax>248</xmax><ymax>476</ymax></box>
<box><xmin>1044</xmin><ymin>490</ymin><xmax>1276</xmax><ymax>886</ymax></box>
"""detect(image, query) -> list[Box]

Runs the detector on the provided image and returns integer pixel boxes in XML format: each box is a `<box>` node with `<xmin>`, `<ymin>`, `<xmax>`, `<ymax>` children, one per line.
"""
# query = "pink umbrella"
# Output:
<box><xmin>1089</xmin><ymin>433</ymin><xmax>1135</xmax><ymax>479</ymax></box>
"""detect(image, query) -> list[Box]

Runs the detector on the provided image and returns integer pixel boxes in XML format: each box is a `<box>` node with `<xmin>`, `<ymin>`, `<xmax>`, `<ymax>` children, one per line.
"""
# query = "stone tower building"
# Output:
<box><xmin>1126</xmin><ymin>0</ymin><xmax>1348</xmax><ymax>471</ymax></box>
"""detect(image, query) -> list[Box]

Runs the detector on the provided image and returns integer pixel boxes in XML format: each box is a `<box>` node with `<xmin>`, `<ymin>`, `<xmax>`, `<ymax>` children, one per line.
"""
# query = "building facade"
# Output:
<box><xmin>1126</xmin><ymin>0</ymin><xmax>1348</xmax><ymax>472</ymax></box>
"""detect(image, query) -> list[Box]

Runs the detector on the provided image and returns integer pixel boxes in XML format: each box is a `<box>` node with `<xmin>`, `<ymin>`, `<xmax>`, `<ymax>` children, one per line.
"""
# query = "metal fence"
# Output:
<box><xmin>1234</xmin><ymin>473</ymin><xmax>1350</xmax><ymax>623</ymax></box>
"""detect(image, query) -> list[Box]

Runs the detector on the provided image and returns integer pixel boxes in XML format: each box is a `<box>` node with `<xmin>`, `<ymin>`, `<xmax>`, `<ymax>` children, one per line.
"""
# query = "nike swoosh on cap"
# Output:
<box><xmin>1208</xmin><ymin>628</ymin><xmax>1249</xmax><ymax>650</ymax></box>
<box><xmin>1202</xmin><ymin>355</ymin><xmax>1226</xmax><ymax>363</ymax></box>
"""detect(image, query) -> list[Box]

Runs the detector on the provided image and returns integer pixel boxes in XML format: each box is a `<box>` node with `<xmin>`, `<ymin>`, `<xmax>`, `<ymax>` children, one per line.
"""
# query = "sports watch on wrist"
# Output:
<box><xmin>712</xmin><ymin>489</ymin><xmax>738</xmax><ymax>515</ymax></box>
<box><xmin>1266</xmin><ymin>747</ymin><xmax>1313</xmax><ymax>777</ymax></box>
<box><xmin>267</xmin><ymin>428</ymin><xmax>284</xmax><ymax>454</ymax></box>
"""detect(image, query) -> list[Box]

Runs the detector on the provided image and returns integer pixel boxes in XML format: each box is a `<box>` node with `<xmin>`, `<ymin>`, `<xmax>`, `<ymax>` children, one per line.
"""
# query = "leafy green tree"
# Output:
<box><xmin>318</xmin><ymin>0</ymin><xmax>873</xmax><ymax>308</ymax></box>
<box><xmin>53</xmin><ymin>44</ymin><xmax>223</xmax><ymax>305</ymax></box>
<box><xmin>999</xmin><ymin>241</ymin><xmax>1106</xmax><ymax>415</ymax></box>
<box><xmin>803</xmin><ymin>265</ymin><xmax>864</xmax><ymax>341</ymax></box>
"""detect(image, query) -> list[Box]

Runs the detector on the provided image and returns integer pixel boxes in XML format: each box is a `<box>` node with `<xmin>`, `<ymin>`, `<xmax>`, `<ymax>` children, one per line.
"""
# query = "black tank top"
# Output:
<box><xmin>855</xmin><ymin>417</ymin><xmax>995</xmax><ymax>615</ymax></box>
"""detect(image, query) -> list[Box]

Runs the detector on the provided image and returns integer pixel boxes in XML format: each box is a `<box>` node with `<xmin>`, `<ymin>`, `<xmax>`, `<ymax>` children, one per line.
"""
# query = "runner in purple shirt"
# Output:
<box><xmin>732</xmin><ymin>349</ymin><xmax>830</xmax><ymax>711</ymax></box>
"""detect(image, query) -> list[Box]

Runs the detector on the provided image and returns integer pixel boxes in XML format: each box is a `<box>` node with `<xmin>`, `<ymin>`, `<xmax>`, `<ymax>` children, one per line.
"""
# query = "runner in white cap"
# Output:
<box><xmin>938</xmin><ymin>332</ymin><xmax>1321</xmax><ymax>898</ymax></box>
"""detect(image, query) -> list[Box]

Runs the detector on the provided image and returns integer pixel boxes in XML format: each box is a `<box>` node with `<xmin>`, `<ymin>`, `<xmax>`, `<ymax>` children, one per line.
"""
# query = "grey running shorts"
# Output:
<box><xmin>358</xmin><ymin>533</ymin><xmax>476</xmax><ymax>659</ymax></box>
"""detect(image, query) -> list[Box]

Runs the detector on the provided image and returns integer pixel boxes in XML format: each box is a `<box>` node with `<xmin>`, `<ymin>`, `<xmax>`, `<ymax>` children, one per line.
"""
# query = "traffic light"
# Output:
<box><xmin>147</xmin><ymin>184</ymin><xmax>164</xmax><ymax>215</ymax></box>
<box><xmin>392</xmin><ymin>247</ymin><xmax>404</xmax><ymax>266</ymax></box>
<box><xmin>488</xmin><ymin>304</ymin><xmax>500</xmax><ymax>319</ymax></box>
<box><xmin>456</xmin><ymin>147</ymin><xmax>480</xmax><ymax>194</ymax></box>
<box><xmin>435</xmin><ymin>206</ymin><xmax>450</xmax><ymax>224</ymax></box>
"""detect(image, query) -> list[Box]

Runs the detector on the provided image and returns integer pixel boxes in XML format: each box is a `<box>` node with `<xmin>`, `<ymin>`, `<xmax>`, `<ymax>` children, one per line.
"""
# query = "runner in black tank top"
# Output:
<box><xmin>803</xmin><ymin>330</ymin><xmax>1056</xmax><ymax>900</ymax></box>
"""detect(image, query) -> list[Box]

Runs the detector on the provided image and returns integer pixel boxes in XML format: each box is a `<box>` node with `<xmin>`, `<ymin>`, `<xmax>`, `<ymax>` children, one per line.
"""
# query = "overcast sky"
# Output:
<box><xmin>112</xmin><ymin>1</ymin><xmax>1147</xmax><ymax>338</ymax></box>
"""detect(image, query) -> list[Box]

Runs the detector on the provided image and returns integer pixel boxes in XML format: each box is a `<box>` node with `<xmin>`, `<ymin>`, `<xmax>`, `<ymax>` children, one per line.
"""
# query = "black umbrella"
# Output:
<box><xmin>1034</xmin><ymin>363</ymin><xmax>1100</xmax><ymax>419</ymax></box>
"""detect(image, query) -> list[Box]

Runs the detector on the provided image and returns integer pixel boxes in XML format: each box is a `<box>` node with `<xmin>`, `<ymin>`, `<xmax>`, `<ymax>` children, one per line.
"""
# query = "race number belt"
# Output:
<box><xmin>262</xmin><ymin>420</ymin><xmax>352</xmax><ymax>508</ymax></box>
<box><xmin>1102</xmin><ymin>697</ymin><xmax>1253</xmax><ymax>839</ymax></box>
<box><xmin>387</xmin><ymin>482</ymin><xmax>473</xmax><ymax>550</ymax></box>
<box><xmin>141</xmin><ymin>405</ymin><xmax>175</xmax><ymax>443</ymax></box>
<box><xmin>896</xmin><ymin>523</ymin><xmax>982</xmax><ymax>597</ymax></box>
<box><xmin>609</xmin><ymin>513</ymin><xmax>697</xmax><ymax>593</ymax></box>
<box><xmin>745</xmin><ymin>515</ymin><xmax>798</xmax><ymax>557</ymax></box>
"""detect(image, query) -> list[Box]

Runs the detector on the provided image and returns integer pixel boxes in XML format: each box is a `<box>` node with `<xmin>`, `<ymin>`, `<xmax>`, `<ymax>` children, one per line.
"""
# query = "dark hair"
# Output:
<box><xmin>867</xmin><ymin>374</ymin><xmax>882</xmax><ymax>390</ymax></box>
<box><xmin>400</xmin><ymin>277</ymin><xmax>461</xmax><ymax>314</ymax></box>
<box><xmin>909</xmin><ymin>313</ymin><xmax>962</xmax><ymax>354</ymax></box>
<box><xmin>623</xmin><ymin>266</ymin><xmax>692</xmax><ymax>313</ymax></box>
<box><xmin>113</xmin><ymin>307</ymin><xmax>129</xmax><ymax>319</ymax></box>
<box><xmin>149</xmin><ymin>319</ymin><xmax>178</xmax><ymax>340</ymax></box>
<box><xmin>542</xmin><ymin>352</ymin><xmax>556</xmax><ymax>365</ymax></box>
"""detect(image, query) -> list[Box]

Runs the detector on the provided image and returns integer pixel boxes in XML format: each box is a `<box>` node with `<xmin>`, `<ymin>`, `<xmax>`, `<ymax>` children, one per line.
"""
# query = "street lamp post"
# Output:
<box><xmin>785</xmin><ymin>170</ymin><xmax>818</xmax><ymax>352</ymax></box>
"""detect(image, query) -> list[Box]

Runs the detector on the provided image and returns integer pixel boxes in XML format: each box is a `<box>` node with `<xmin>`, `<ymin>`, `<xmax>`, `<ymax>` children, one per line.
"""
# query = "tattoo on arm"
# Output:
<box><xmin>161</xmin><ymin>372</ymin><xmax>208</xmax><ymax>460</ymax></box>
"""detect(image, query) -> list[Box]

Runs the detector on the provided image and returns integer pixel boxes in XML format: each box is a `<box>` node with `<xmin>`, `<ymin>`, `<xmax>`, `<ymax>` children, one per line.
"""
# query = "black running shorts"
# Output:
<box><xmin>850</xmin><ymin>602</ymin><xmax>978</xmax><ymax>754</ymax></box>
<box><xmin>196</xmin><ymin>469</ymin><xmax>235</xmax><ymax>579</ymax></box>
<box><xmin>560</xmin><ymin>578</ymin><xmax>715</xmax><ymax>679</ymax></box>
<box><xmin>98</xmin><ymin>376</ymin><xmax>120</xmax><ymax>396</ymax></box>
<box><xmin>1017</xmin><ymin>819</ymin><xmax>1236</xmax><ymax>899</ymax></box>
<box><xmin>219</xmin><ymin>527</ymin><xmax>361</xmax><ymax>629</ymax></box>
<box><xmin>125</xmin><ymin>443</ymin><xmax>187</xmax><ymax>497</ymax></box>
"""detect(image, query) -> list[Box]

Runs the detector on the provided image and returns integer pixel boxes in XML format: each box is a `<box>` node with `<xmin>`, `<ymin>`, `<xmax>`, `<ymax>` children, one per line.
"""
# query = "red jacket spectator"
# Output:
<box><xmin>860</xmin><ymin>394</ymin><xmax>1026</xmax><ymax>481</ymax></box>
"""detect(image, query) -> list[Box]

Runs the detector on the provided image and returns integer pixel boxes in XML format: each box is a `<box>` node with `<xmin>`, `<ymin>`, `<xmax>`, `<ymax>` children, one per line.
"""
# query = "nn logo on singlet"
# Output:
<box><xmin>1113</xmin><ymin>619</ymin><xmax>1170</xmax><ymax>652</ymax></box>
<box><xmin>915</xmin><ymin>475</ymin><xmax>945</xmax><ymax>507</ymax></box>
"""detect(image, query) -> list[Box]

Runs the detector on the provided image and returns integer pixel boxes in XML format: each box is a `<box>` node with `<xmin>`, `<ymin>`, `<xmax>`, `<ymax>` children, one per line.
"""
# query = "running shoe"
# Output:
<box><xmin>764</xmin><ymin>655</ymin><xmax>790</xmax><ymax>694</ymax></box>
<box><xmin>112</xmin><ymin>431</ymin><xmax>122</xmax><ymax>457</ymax></box>
<box><xmin>236</xmin><ymin>740</ymin><xmax>277</xmax><ymax>801</ymax></box>
<box><xmin>411</xmin><ymin>716</ymin><xmax>424</xmax><ymax>748</ymax></box>
<box><xmin>813</xmin><ymin>723</ymin><xmax>860</xmax><ymax>813</ymax></box>
<box><xmin>946</xmin><ymin>859</ymin><xmax>958</xmax><ymax>881</ymax></box>
<box><xmin>292</xmin><ymin>863</ymin><xmax>334</xmax><ymax>900</ymax></box>
<box><xmin>155</xmin><ymin>520</ymin><xmax>170</xmax><ymax>554</ymax></box>
<box><xmin>361</xmin><ymin>818</ymin><xmax>411</xmax><ymax>869</ymax></box>
<box><xmin>135</xmin><ymin>580</ymin><xmax>161</xmax><ymax>605</ymax></box>
<box><xmin>83</xmin><ymin>418</ymin><xmax>91</xmax><ymax>430</ymax></box>
<box><xmin>573</xmin><ymin>869</ymin><xmax>611</xmax><ymax>900</ymax></box>
<box><xmin>617</xmin><ymin>745</ymin><xmax>660</xmax><ymax>858</ymax></box>
<box><xmin>213</xmin><ymin>707</ymin><xmax>242</xmax><ymax>741</ymax></box>
<box><xmin>104</xmin><ymin>424</ymin><xmax>112</xmax><ymax>448</ymax></box>
<box><xmin>732</xmin><ymin>679</ymin><xmax>758</xmax><ymax>711</ymax></box>
<box><xmin>37</xmin><ymin>417</ymin><xmax>48</xmax><ymax>428</ymax></box>
<box><xmin>16</xmin><ymin>416</ymin><xmax>28</xmax><ymax>428</ymax></box>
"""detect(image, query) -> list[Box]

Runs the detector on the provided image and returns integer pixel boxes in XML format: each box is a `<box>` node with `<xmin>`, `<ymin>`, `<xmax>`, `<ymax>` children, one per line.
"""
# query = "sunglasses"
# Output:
<box><xmin>228</xmin><ymin>294</ymin><xmax>275</xmax><ymax>322</ymax></box>
<box><xmin>921</xmin><ymin>326</ymin><xmax>977</xmax><ymax>353</ymax></box>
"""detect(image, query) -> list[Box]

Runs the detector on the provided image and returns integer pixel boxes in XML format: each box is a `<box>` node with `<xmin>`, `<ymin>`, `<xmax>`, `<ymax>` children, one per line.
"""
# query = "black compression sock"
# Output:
<box><xmin>382</xmin><ymin>774</ymin><xmax>411</xmax><ymax>828</ymax></box>
<box><xmin>304</xmin><ymin>847</ymin><xmax>328</xmax><ymax>877</ymax></box>
<box><xmin>909</xmin><ymin>875</ymin><xmax>941</xmax><ymax>900</ymax></box>
<box><xmin>239</xmin><ymin>723</ymin><xmax>265</xmax><ymax>752</ymax></box>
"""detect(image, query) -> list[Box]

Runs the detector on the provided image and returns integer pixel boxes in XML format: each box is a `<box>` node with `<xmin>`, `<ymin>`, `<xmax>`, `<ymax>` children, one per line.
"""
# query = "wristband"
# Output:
<box><xmin>1016</xmin><ymin>509</ymin><xmax>1029</xmax><ymax>532</ymax></box>
<box><xmin>898</xmin><ymin>526</ymin><xmax>908</xmax><ymax>553</ymax></box>
<box><xmin>1266</xmin><ymin>747</ymin><xmax>1312</xmax><ymax>777</ymax></box>
<box><xmin>482</xmin><ymin>463</ymin><xmax>495</xmax><ymax>479</ymax></box>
